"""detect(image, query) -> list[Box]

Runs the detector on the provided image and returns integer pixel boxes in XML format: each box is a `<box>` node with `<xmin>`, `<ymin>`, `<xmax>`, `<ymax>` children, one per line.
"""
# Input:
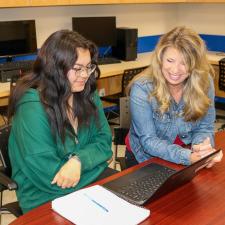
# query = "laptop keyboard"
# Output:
<box><xmin>104</xmin><ymin>163</ymin><xmax>176</xmax><ymax>205</ymax></box>
<box><xmin>119</xmin><ymin>166</ymin><xmax>175</xmax><ymax>203</ymax></box>
<box><xmin>0</xmin><ymin>60</ymin><xmax>34</xmax><ymax>72</ymax></box>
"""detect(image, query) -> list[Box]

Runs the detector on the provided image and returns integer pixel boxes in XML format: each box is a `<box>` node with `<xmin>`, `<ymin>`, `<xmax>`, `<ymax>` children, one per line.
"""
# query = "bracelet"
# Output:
<box><xmin>67</xmin><ymin>153</ymin><xmax>75</xmax><ymax>161</ymax></box>
<box><xmin>67</xmin><ymin>153</ymin><xmax>81</xmax><ymax>164</ymax></box>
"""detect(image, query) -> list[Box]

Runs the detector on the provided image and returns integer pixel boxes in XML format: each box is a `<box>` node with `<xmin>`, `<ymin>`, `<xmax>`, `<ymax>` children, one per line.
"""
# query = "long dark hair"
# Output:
<box><xmin>8</xmin><ymin>30</ymin><xmax>100</xmax><ymax>140</ymax></box>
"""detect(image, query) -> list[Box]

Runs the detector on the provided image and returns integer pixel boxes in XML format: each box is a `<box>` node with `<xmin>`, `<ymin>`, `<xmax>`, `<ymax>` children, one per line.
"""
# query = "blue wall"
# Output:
<box><xmin>138</xmin><ymin>34</ymin><xmax>225</xmax><ymax>53</ymax></box>
<box><xmin>200</xmin><ymin>34</ymin><xmax>225</xmax><ymax>52</ymax></box>
<box><xmin>1</xmin><ymin>34</ymin><xmax>225</xmax><ymax>63</ymax></box>
<box><xmin>0</xmin><ymin>53</ymin><xmax>37</xmax><ymax>63</ymax></box>
<box><xmin>137</xmin><ymin>35</ymin><xmax>161</xmax><ymax>53</ymax></box>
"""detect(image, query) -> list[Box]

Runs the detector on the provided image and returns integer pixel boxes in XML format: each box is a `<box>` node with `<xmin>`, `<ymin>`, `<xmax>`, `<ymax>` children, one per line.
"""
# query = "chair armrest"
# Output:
<box><xmin>1</xmin><ymin>201</ymin><xmax>22</xmax><ymax>217</ymax></box>
<box><xmin>0</xmin><ymin>171</ymin><xmax>18</xmax><ymax>191</ymax></box>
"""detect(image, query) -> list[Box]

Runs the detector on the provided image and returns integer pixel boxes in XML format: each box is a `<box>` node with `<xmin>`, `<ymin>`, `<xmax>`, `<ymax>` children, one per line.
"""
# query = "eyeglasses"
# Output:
<box><xmin>71</xmin><ymin>64</ymin><xmax>96</xmax><ymax>77</ymax></box>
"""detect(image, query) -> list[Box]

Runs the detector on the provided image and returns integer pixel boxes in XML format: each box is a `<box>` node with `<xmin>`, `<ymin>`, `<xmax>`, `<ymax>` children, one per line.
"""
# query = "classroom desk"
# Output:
<box><xmin>0</xmin><ymin>82</ymin><xmax>10</xmax><ymax>106</ymax></box>
<box><xmin>99</xmin><ymin>51</ymin><xmax>225</xmax><ymax>78</ymax></box>
<box><xmin>10</xmin><ymin>131</ymin><xmax>225</xmax><ymax>225</ymax></box>
<box><xmin>1</xmin><ymin>51</ymin><xmax>225</xmax><ymax>103</ymax></box>
<box><xmin>99</xmin><ymin>52</ymin><xmax>151</xmax><ymax>78</ymax></box>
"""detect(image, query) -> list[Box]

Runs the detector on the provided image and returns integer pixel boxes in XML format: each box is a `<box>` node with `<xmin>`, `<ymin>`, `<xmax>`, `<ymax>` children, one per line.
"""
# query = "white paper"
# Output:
<box><xmin>52</xmin><ymin>185</ymin><xmax>150</xmax><ymax>225</ymax></box>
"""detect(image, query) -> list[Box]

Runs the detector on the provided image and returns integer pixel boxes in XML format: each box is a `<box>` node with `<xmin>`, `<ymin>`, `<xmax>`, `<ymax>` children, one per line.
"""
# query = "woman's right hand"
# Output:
<box><xmin>192</xmin><ymin>137</ymin><xmax>213</xmax><ymax>156</ymax></box>
<box><xmin>190</xmin><ymin>151</ymin><xmax>204</xmax><ymax>164</ymax></box>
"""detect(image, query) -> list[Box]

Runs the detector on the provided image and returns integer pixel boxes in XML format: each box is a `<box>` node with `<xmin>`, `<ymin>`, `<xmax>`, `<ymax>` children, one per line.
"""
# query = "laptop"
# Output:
<box><xmin>103</xmin><ymin>149</ymin><xmax>222</xmax><ymax>205</ymax></box>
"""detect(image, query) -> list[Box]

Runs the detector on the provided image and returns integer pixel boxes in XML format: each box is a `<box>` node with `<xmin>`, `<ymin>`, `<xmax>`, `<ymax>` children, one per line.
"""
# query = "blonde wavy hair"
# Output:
<box><xmin>129</xmin><ymin>26</ymin><xmax>214</xmax><ymax>122</ymax></box>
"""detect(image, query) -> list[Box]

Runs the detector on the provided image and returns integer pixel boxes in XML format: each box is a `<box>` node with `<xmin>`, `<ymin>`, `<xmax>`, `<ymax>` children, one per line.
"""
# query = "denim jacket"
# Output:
<box><xmin>129</xmin><ymin>77</ymin><xmax>215</xmax><ymax>165</ymax></box>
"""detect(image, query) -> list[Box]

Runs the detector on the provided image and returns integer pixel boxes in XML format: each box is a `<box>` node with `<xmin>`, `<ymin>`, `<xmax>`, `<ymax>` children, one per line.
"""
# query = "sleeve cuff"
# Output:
<box><xmin>179</xmin><ymin>149</ymin><xmax>192</xmax><ymax>165</ymax></box>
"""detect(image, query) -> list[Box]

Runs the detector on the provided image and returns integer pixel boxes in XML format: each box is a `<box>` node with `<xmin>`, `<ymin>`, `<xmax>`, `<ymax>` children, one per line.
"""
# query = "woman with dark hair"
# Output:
<box><xmin>8</xmin><ymin>30</ymin><xmax>113</xmax><ymax>213</ymax></box>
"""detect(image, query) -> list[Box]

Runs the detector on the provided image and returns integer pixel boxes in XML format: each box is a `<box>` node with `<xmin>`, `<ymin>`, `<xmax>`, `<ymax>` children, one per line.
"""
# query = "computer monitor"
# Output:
<box><xmin>72</xmin><ymin>16</ymin><xmax>116</xmax><ymax>47</ymax></box>
<box><xmin>0</xmin><ymin>20</ymin><xmax>37</xmax><ymax>58</ymax></box>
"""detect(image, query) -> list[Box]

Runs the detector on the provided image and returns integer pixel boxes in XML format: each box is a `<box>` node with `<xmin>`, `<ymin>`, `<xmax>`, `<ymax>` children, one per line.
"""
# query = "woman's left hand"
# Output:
<box><xmin>51</xmin><ymin>157</ymin><xmax>81</xmax><ymax>189</ymax></box>
<box><xmin>206</xmin><ymin>150</ymin><xmax>223</xmax><ymax>168</ymax></box>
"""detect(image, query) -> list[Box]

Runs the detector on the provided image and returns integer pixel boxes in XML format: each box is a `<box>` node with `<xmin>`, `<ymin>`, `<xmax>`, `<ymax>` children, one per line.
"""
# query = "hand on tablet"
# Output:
<box><xmin>191</xmin><ymin>137</ymin><xmax>223</xmax><ymax>167</ymax></box>
<box><xmin>206</xmin><ymin>150</ymin><xmax>223</xmax><ymax>168</ymax></box>
<box><xmin>191</xmin><ymin>137</ymin><xmax>214</xmax><ymax>164</ymax></box>
<box><xmin>192</xmin><ymin>137</ymin><xmax>214</xmax><ymax>158</ymax></box>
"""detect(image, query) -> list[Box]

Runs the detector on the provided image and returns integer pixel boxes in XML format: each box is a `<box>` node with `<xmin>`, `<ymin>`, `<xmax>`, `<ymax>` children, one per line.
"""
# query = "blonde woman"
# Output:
<box><xmin>125</xmin><ymin>26</ymin><xmax>223</xmax><ymax>168</ymax></box>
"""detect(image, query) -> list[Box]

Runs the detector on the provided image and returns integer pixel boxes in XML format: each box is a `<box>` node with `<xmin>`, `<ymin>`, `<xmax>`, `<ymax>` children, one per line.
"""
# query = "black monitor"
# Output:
<box><xmin>0</xmin><ymin>20</ymin><xmax>37</xmax><ymax>58</ymax></box>
<box><xmin>72</xmin><ymin>16</ymin><xmax>116</xmax><ymax>47</ymax></box>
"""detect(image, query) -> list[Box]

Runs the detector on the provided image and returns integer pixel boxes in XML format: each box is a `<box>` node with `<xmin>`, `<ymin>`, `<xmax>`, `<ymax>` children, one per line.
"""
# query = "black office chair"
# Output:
<box><xmin>113</xmin><ymin>97</ymin><xmax>130</xmax><ymax>171</ymax></box>
<box><xmin>219</xmin><ymin>58</ymin><xmax>225</xmax><ymax>92</ymax></box>
<box><xmin>216</xmin><ymin>58</ymin><xmax>225</xmax><ymax>130</ymax></box>
<box><xmin>101</xmin><ymin>66</ymin><xmax>148</xmax><ymax>125</ymax></box>
<box><xmin>0</xmin><ymin>125</ymin><xmax>22</xmax><ymax>221</ymax></box>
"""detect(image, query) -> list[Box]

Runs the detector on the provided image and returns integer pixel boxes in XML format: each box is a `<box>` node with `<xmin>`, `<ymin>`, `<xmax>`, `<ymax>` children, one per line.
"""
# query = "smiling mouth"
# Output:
<box><xmin>77</xmin><ymin>82</ymin><xmax>85</xmax><ymax>86</ymax></box>
<box><xmin>169</xmin><ymin>74</ymin><xmax>181</xmax><ymax>81</ymax></box>
<box><xmin>75</xmin><ymin>80</ymin><xmax>87</xmax><ymax>86</ymax></box>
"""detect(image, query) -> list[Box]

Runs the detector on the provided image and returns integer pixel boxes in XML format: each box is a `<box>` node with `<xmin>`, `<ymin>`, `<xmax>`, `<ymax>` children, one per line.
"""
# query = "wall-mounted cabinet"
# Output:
<box><xmin>0</xmin><ymin>0</ymin><xmax>30</xmax><ymax>7</ymax></box>
<box><xmin>1</xmin><ymin>0</ymin><xmax>225</xmax><ymax>8</ymax></box>
<box><xmin>30</xmin><ymin>0</ymin><xmax>185</xmax><ymax>7</ymax></box>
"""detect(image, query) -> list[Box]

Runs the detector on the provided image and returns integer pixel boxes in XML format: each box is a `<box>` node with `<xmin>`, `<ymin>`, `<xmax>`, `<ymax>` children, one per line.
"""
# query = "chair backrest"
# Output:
<box><xmin>0</xmin><ymin>125</ymin><xmax>12</xmax><ymax>177</ymax></box>
<box><xmin>119</xmin><ymin>96</ymin><xmax>130</xmax><ymax>129</ymax></box>
<box><xmin>114</xmin><ymin>96</ymin><xmax>130</xmax><ymax>146</ymax></box>
<box><xmin>219</xmin><ymin>58</ymin><xmax>225</xmax><ymax>91</ymax></box>
<box><xmin>121</xmin><ymin>66</ymin><xmax>148</xmax><ymax>96</ymax></box>
<box><xmin>113</xmin><ymin>97</ymin><xmax>130</xmax><ymax>170</ymax></box>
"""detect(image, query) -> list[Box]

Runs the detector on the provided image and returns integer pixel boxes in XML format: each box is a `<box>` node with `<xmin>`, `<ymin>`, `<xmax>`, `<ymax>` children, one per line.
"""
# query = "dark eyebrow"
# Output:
<box><xmin>74</xmin><ymin>62</ymin><xmax>92</xmax><ymax>67</ymax></box>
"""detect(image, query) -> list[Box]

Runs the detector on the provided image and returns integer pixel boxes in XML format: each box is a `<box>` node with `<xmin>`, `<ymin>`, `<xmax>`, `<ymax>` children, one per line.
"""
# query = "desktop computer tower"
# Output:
<box><xmin>112</xmin><ymin>28</ymin><xmax>138</xmax><ymax>61</ymax></box>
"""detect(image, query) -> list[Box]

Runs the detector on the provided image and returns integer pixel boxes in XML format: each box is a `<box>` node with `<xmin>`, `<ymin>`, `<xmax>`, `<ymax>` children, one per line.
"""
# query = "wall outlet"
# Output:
<box><xmin>99</xmin><ymin>88</ymin><xmax>106</xmax><ymax>97</ymax></box>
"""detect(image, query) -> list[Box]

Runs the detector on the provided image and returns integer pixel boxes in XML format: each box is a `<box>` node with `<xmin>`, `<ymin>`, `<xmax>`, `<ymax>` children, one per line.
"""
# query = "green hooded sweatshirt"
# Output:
<box><xmin>9</xmin><ymin>89</ymin><xmax>112</xmax><ymax>213</ymax></box>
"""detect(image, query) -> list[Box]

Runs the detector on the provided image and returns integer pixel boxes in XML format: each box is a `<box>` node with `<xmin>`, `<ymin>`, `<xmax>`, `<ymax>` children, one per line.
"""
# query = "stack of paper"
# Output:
<box><xmin>52</xmin><ymin>185</ymin><xmax>150</xmax><ymax>225</ymax></box>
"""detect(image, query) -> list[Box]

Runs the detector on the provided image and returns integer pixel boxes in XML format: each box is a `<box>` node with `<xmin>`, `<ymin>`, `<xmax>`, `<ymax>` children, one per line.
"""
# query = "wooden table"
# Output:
<box><xmin>11</xmin><ymin>131</ymin><xmax>225</xmax><ymax>225</ymax></box>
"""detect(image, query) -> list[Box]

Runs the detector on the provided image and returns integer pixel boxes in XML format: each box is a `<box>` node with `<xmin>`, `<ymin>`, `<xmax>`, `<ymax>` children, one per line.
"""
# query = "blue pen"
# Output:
<box><xmin>83</xmin><ymin>193</ymin><xmax>109</xmax><ymax>213</ymax></box>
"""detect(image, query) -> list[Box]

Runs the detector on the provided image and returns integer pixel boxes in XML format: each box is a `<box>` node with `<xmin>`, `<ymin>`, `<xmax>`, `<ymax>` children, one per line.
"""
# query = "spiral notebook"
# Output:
<box><xmin>52</xmin><ymin>185</ymin><xmax>150</xmax><ymax>225</ymax></box>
